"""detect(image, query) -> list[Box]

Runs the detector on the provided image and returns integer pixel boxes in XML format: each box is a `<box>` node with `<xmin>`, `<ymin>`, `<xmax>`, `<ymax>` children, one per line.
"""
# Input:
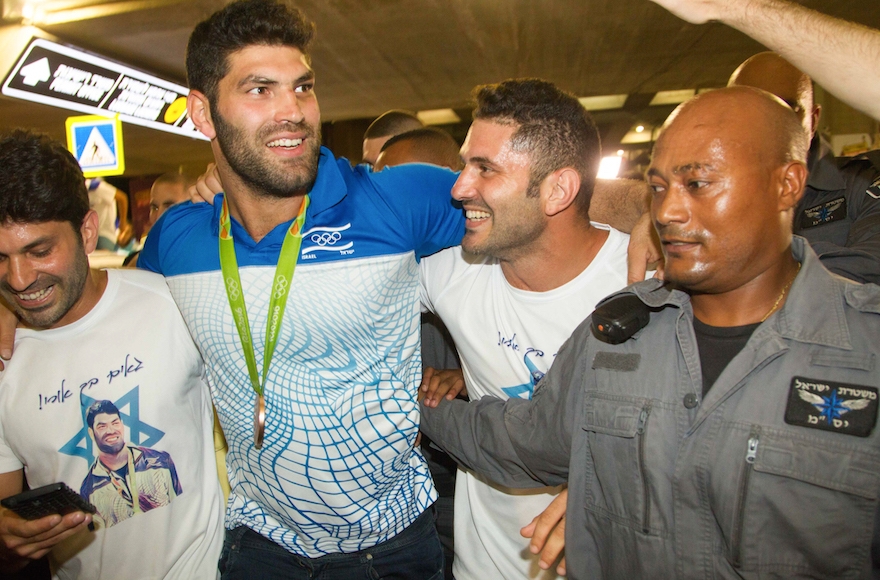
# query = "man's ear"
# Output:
<box><xmin>80</xmin><ymin>210</ymin><xmax>100</xmax><ymax>254</ymax></box>
<box><xmin>777</xmin><ymin>161</ymin><xmax>808</xmax><ymax>213</ymax></box>
<box><xmin>543</xmin><ymin>168</ymin><xmax>581</xmax><ymax>217</ymax></box>
<box><xmin>188</xmin><ymin>90</ymin><xmax>216</xmax><ymax>140</ymax></box>
<box><xmin>809</xmin><ymin>104</ymin><xmax>822</xmax><ymax>138</ymax></box>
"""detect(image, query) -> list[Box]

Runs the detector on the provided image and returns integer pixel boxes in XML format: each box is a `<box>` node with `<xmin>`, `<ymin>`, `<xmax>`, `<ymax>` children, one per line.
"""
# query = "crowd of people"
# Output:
<box><xmin>0</xmin><ymin>0</ymin><xmax>878</xmax><ymax>579</ymax></box>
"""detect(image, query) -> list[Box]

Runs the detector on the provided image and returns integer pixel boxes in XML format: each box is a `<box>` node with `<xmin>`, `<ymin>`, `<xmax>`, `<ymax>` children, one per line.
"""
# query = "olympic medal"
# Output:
<box><xmin>254</xmin><ymin>394</ymin><xmax>266</xmax><ymax>449</ymax></box>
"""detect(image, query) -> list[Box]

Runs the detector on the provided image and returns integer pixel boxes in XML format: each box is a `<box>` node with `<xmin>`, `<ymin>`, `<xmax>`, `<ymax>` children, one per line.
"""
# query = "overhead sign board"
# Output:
<box><xmin>2</xmin><ymin>37</ymin><xmax>207</xmax><ymax>141</ymax></box>
<box><xmin>66</xmin><ymin>114</ymin><xmax>125</xmax><ymax>177</ymax></box>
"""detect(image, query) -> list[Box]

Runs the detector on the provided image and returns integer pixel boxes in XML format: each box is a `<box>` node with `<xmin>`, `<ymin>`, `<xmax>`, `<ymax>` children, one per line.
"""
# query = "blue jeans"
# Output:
<box><xmin>219</xmin><ymin>509</ymin><xmax>444</xmax><ymax>580</ymax></box>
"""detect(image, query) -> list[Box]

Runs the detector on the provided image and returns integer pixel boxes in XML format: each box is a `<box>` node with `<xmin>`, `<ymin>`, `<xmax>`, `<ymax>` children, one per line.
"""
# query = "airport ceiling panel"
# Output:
<box><xmin>1</xmin><ymin>0</ymin><xmax>878</xmax><ymax>173</ymax></box>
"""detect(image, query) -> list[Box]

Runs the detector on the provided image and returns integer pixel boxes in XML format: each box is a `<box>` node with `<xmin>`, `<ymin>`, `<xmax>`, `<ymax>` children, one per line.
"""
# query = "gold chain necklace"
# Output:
<box><xmin>760</xmin><ymin>263</ymin><xmax>801</xmax><ymax>322</ymax></box>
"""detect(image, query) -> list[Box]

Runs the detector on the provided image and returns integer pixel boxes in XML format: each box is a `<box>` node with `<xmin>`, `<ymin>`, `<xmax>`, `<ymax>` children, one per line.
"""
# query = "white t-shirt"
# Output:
<box><xmin>87</xmin><ymin>179</ymin><xmax>119</xmax><ymax>244</ymax></box>
<box><xmin>420</xmin><ymin>224</ymin><xmax>630</xmax><ymax>580</ymax></box>
<box><xmin>0</xmin><ymin>269</ymin><xmax>224</xmax><ymax>580</ymax></box>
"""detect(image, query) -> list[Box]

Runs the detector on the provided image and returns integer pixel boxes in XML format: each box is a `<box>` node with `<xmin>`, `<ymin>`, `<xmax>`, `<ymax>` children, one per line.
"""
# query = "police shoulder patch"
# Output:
<box><xmin>801</xmin><ymin>197</ymin><xmax>847</xmax><ymax>228</ymax></box>
<box><xmin>784</xmin><ymin>376</ymin><xmax>878</xmax><ymax>437</ymax></box>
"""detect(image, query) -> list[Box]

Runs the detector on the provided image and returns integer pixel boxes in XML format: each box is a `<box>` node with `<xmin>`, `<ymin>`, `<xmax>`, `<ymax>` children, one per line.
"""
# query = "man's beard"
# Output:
<box><xmin>213</xmin><ymin>108</ymin><xmax>322</xmax><ymax>199</ymax></box>
<box><xmin>96</xmin><ymin>436</ymin><xmax>125</xmax><ymax>456</ymax></box>
<box><xmin>2</xmin><ymin>247</ymin><xmax>89</xmax><ymax>329</ymax></box>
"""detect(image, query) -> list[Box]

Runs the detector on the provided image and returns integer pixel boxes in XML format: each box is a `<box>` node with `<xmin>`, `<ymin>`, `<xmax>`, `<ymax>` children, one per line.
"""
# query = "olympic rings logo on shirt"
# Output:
<box><xmin>310</xmin><ymin>231</ymin><xmax>342</xmax><ymax>246</ymax></box>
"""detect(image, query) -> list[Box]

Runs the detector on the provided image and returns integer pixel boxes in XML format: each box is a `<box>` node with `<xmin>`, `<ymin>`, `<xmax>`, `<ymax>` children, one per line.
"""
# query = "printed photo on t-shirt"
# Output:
<box><xmin>54</xmin><ymin>382</ymin><xmax>182</xmax><ymax>529</ymax></box>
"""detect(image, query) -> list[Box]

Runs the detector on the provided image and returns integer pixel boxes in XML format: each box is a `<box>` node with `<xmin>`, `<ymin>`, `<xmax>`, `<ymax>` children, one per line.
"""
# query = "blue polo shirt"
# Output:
<box><xmin>140</xmin><ymin>147</ymin><xmax>463</xmax><ymax>557</ymax></box>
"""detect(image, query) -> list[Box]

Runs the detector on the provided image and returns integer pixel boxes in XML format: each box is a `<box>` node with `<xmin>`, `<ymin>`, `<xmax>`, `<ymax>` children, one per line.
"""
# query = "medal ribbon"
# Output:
<box><xmin>218</xmin><ymin>194</ymin><xmax>309</xmax><ymax>399</ymax></box>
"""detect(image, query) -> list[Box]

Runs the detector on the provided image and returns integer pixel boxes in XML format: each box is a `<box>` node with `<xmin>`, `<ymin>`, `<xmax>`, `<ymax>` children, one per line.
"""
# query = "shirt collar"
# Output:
<box><xmin>209</xmin><ymin>146</ymin><xmax>346</xmax><ymax>244</ymax></box>
<box><xmin>618</xmin><ymin>237</ymin><xmax>854</xmax><ymax>349</ymax></box>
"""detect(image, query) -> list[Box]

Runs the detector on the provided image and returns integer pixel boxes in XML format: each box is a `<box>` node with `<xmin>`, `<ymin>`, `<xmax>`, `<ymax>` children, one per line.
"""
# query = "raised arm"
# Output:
<box><xmin>590</xmin><ymin>178</ymin><xmax>651</xmax><ymax>234</ymax></box>
<box><xmin>649</xmin><ymin>0</ymin><xmax>880</xmax><ymax>120</ymax></box>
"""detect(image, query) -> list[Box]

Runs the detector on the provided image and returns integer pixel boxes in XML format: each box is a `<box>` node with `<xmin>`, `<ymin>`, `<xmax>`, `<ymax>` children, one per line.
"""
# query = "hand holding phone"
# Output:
<box><xmin>2</xmin><ymin>483</ymin><xmax>96</xmax><ymax>520</ymax></box>
<box><xmin>0</xmin><ymin>483</ymin><xmax>94</xmax><ymax>565</ymax></box>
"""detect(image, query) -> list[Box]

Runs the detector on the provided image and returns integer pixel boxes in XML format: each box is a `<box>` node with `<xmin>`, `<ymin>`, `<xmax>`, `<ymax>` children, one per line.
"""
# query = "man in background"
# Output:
<box><xmin>729</xmin><ymin>52</ymin><xmax>880</xmax><ymax>284</ymax></box>
<box><xmin>149</xmin><ymin>172</ymin><xmax>192</xmax><ymax>226</ymax></box>
<box><xmin>361</xmin><ymin>109</ymin><xmax>423</xmax><ymax>166</ymax></box>
<box><xmin>374</xmin><ymin>127</ymin><xmax>463</xmax><ymax>173</ymax></box>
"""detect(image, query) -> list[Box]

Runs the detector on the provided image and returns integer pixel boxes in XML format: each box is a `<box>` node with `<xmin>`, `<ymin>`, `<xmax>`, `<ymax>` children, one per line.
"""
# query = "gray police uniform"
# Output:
<box><xmin>797</xmin><ymin>140</ymin><xmax>880</xmax><ymax>284</ymax></box>
<box><xmin>420</xmin><ymin>237</ymin><xmax>880</xmax><ymax>579</ymax></box>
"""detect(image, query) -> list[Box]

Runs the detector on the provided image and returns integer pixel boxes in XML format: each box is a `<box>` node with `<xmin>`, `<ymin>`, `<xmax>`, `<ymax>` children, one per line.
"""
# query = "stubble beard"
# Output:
<box><xmin>463</xmin><ymin>193</ymin><xmax>544</xmax><ymax>260</ymax></box>
<box><xmin>2</xmin><ymin>249</ymin><xmax>89</xmax><ymax>329</ymax></box>
<box><xmin>213</xmin><ymin>109</ymin><xmax>322</xmax><ymax>199</ymax></box>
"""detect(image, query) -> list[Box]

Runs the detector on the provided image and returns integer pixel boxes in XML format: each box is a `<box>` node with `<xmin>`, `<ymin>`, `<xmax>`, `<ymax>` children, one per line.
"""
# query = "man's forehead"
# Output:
<box><xmin>151</xmin><ymin>182</ymin><xmax>185</xmax><ymax>199</ymax></box>
<box><xmin>224</xmin><ymin>44</ymin><xmax>313</xmax><ymax>80</ymax></box>
<box><xmin>0</xmin><ymin>219</ymin><xmax>70</xmax><ymax>241</ymax></box>
<box><xmin>94</xmin><ymin>412</ymin><xmax>120</xmax><ymax>423</ymax></box>
<box><xmin>462</xmin><ymin>119</ymin><xmax>518</xmax><ymax>157</ymax></box>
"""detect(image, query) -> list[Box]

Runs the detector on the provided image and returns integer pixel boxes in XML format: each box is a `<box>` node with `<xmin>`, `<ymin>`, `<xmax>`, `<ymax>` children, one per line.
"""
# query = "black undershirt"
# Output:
<box><xmin>693</xmin><ymin>318</ymin><xmax>761</xmax><ymax>397</ymax></box>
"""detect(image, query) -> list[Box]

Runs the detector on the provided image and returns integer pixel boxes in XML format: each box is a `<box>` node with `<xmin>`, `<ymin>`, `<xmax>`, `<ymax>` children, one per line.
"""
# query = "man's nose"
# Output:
<box><xmin>275</xmin><ymin>89</ymin><xmax>305</xmax><ymax>125</ymax></box>
<box><xmin>452</xmin><ymin>168</ymin><xmax>476</xmax><ymax>202</ymax></box>
<box><xmin>5</xmin><ymin>257</ymin><xmax>37</xmax><ymax>292</ymax></box>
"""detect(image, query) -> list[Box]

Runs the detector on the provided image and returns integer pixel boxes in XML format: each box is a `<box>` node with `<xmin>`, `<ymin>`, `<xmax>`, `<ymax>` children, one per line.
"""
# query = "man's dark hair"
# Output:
<box><xmin>364</xmin><ymin>110</ymin><xmax>423</xmax><ymax>140</ymax></box>
<box><xmin>186</xmin><ymin>0</ymin><xmax>316</xmax><ymax>104</ymax></box>
<box><xmin>86</xmin><ymin>400</ymin><xmax>121</xmax><ymax>429</ymax></box>
<box><xmin>380</xmin><ymin>127</ymin><xmax>462</xmax><ymax>170</ymax></box>
<box><xmin>473</xmin><ymin>79</ymin><xmax>601</xmax><ymax>218</ymax></box>
<box><xmin>0</xmin><ymin>130</ymin><xmax>89</xmax><ymax>232</ymax></box>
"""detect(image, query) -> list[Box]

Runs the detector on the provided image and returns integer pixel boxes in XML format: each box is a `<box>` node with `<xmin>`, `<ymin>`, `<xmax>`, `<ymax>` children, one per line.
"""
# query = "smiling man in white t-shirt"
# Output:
<box><xmin>420</xmin><ymin>79</ymin><xmax>642</xmax><ymax>579</ymax></box>
<box><xmin>0</xmin><ymin>130</ymin><xmax>223</xmax><ymax>579</ymax></box>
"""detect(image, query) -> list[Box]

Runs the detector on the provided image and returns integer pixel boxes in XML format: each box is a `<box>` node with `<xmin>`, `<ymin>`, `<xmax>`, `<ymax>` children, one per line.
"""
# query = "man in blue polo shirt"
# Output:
<box><xmin>138</xmin><ymin>0</ymin><xmax>462</xmax><ymax>577</ymax></box>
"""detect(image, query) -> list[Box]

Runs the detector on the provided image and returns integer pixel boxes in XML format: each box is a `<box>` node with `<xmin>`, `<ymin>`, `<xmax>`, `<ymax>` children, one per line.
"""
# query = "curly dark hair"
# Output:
<box><xmin>0</xmin><ymin>130</ymin><xmax>89</xmax><ymax>232</ymax></box>
<box><xmin>186</xmin><ymin>0</ymin><xmax>316</xmax><ymax>104</ymax></box>
<box><xmin>473</xmin><ymin>79</ymin><xmax>601</xmax><ymax>219</ymax></box>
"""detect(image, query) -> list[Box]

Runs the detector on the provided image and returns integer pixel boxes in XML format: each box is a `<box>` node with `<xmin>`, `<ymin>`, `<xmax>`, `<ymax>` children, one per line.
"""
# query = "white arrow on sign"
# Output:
<box><xmin>19</xmin><ymin>58</ymin><xmax>51</xmax><ymax>87</ymax></box>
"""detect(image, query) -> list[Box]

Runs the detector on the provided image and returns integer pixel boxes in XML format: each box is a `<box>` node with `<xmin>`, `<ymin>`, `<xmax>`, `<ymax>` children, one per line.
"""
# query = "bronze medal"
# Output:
<box><xmin>254</xmin><ymin>394</ymin><xmax>266</xmax><ymax>449</ymax></box>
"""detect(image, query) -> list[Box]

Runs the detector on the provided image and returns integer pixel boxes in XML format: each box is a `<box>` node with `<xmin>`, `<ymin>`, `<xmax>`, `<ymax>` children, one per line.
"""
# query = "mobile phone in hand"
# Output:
<box><xmin>1</xmin><ymin>483</ymin><xmax>96</xmax><ymax>520</ymax></box>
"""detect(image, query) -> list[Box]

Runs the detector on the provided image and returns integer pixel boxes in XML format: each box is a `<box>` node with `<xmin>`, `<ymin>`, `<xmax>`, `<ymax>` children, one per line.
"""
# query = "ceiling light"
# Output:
<box><xmin>578</xmin><ymin>94</ymin><xmax>628</xmax><ymax>111</ymax></box>
<box><xmin>635</xmin><ymin>125</ymin><xmax>645</xmax><ymax>133</ymax></box>
<box><xmin>597</xmin><ymin>156</ymin><xmax>622</xmax><ymax>179</ymax></box>
<box><xmin>616</xmin><ymin>149</ymin><xmax>624</xmax><ymax>156</ymax></box>
<box><xmin>621</xmin><ymin>130</ymin><xmax>653</xmax><ymax>145</ymax></box>
<box><xmin>417</xmin><ymin>109</ymin><xmax>460</xmax><ymax>125</ymax></box>
<box><xmin>649</xmin><ymin>89</ymin><xmax>695</xmax><ymax>106</ymax></box>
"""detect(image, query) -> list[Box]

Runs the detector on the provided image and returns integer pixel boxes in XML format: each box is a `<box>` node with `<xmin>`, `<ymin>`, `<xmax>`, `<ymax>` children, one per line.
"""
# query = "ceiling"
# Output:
<box><xmin>1</xmin><ymin>0</ymin><xmax>879</xmax><ymax>175</ymax></box>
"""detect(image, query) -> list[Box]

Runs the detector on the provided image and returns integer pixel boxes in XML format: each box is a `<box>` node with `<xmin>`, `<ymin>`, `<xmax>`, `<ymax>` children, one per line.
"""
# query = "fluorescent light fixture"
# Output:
<box><xmin>621</xmin><ymin>129</ymin><xmax>654</xmax><ymax>145</ymax></box>
<box><xmin>13</xmin><ymin>0</ymin><xmax>185</xmax><ymax>26</ymax></box>
<box><xmin>417</xmin><ymin>109</ymin><xmax>460</xmax><ymax>125</ymax></box>
<box><xmin>597</xmin><ymin>155</ymin><xmax>622</xmax><ymax>179</ymax></box>
<box><xmin>578</xmin><ymin>94</ymin><xmax>628</xmax><ymax>111</ymax></box>
<box><xmin>649</xmin><ymin>89</ymin><xmax>695</xmax><ymax>106</ymax></box>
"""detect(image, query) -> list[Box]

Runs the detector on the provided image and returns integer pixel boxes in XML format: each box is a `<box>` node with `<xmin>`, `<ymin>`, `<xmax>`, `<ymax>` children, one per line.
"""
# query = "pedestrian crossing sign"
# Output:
<box><xmin>65</xmin><ymin>114</ymin><xmax>125</xmax><ymax>177</ymax></box>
